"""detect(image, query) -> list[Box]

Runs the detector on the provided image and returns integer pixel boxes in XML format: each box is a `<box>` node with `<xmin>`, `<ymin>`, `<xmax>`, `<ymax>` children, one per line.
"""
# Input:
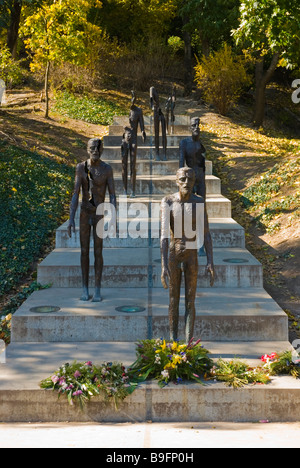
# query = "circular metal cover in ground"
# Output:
<box><xmin>223</xmin><ymin>258</ymin><xmax>249</xmax><ymax>264</ymax></box>
<box><xmin>30</xmin><ymin>306</ymin><xmax>61</xmax><ymax>314</ymax></box>
<box><xmin>115</xmin><ymin>305</ymin><xmax>146</xmax><ymax>313</ymax></box>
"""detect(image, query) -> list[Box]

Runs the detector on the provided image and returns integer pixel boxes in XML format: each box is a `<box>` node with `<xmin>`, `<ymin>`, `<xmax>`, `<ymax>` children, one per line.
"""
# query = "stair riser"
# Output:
<box><xmin>56</xmin><ymin>228</ymin><xmax>245</xmax><ymax>249</ymax></box>
<box><xmin>1</xmin><ymin>386</ymin><xmax>300</xmax><ymax>423</ymax></box>
<box><xmin>113</xmin><ymin>177</ymin><xmax>220</xmax><ymax>195</ymax></box>
<box><xmin>108</xmin><ymin>160</ymin><xmax>213</xmax><ymax>176</ymax></box>
<box><xmin>11</xmin><ymin>314</ymin><xmax>287</xmax><ymax>343</ymax></box>
<box><xmin>109</xmin><ymin>125</ymin><xmax>190</xmax><ymax>135</ymax></box>
<box><xmin>37</xmin><ymin>264</ymin><xmax>263</xmax><ymax>289</ymax></box>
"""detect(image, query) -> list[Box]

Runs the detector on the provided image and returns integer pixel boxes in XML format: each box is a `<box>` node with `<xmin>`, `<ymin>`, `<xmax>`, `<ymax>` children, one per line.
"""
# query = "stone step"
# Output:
<box><xmin>1</xmin><ymin>340</ymin><xmax>299</xmax><ymax>423</ymax></box>
<box><xmin>36</xmin><ymin>247</ymin><xmax>262</xmax><ymax>289</ymax></box>
<box><xmin>103</xmin><ymin>135</ymin><xmax>189</xmax><ymax>147</ymax></box>
<box><xmin>107</xmin><ymin>159</ymin><xmax>213</xmax><ymax>176</ymax></box>
<box><xmin>109</xmin><ymin>124</ymin><xmax>190</xmax><ymax>135</ymax></box>
<box><xmin>69</xmin><ymin>194</ymin><xmax>232</xmax><ymax>219</ymax></box>
<box><xmin>113</xmin><ymin>174</ymin><xmax>220</xmax><ymax>196</ymax></box>
<box><xmin>56</xmin><ymin>218</ymin><xmax>245</xmax><ymax>249</ymax></box>
<box><xmin>11</xmin><ymin>287</ymin><xmax>288</xmax><ymax>343</ymax></box>
<box><xmin>102</xmin><ymin>146</ymin><xmax>179</xmax><ymax>160</ymax></box>
<box><xmin>112</xmin><ymin>114</ymin><xmax>192</xmax><ymax>126</ymax></box>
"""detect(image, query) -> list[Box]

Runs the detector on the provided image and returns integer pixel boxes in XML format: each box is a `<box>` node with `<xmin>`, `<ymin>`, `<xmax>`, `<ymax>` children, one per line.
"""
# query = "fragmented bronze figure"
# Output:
<box><xmin>121</xmin><ymin>91</ymin><xmax>146</xmax><ymax>197</ymax></box>
<box><xmin>150</xmin><ymin>86</ymin><xmax>167</xmax><ymax>161</ymax></box>
<box><xmin>165</xmin><ymin>85</ymin><xmax>176</xmax><ymax>135</ymax></box>
<box><xmin>179</xmin><ymin>117</ymin><xmax>206</xmax><ymax>199</ymax></box>
<box><xmin>68</xmin><ymin>138</ymin><xmax>116</xmax><ymax>302</ymax></box>
<box><xmin>160</xmin><ymin>167</ymin><xmax>215</xmax><ymax>342</ymax></box>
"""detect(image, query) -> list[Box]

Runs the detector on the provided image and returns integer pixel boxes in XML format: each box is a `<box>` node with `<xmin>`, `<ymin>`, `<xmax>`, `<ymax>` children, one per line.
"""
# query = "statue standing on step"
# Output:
<box><xmin>160</xmin><ymin>167</ymin><xmax>215</xmax><ymax>342</ymax></box>
<box><xmin>150</xmin><ymin>86</ymin><xmax>167</xmax><ymax>161</ymax></box>
<box><xmin>179</xmin><ymin>117</ymin><xmax>206</xmax><ymax>199</ymax></box>
<box><xmin>121</xmin><ymin>91</ymin><xmax>146</xmax><ymax>197</ymax></box>
<box><xmin>165</xmin><ymin>85</ymin><xmax>176</xmax><ymax>135</ymax></box>
<box><xmin>68</xmin><ymin>138</ymin><xmax>116</xmax><ymax>302</ymax></box>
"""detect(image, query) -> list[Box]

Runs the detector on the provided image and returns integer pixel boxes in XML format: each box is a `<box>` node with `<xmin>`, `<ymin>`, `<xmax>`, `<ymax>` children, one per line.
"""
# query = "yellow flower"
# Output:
<box><xmin>155</xmin><ymin>339</ymin><xmax>166</xmax><ymax>354</ymax></box>
<box><xmin>171</xmin><ymin>341</ymin><xmax>178</xmax><ymax>351</ymax></box>
<box><xmin>12</xmin><ymin>187</ymin><xmax>17</xmax><ymax>192</ymax></box>
<box><xmin>172</xmin><ymin>354</ymin><xmax>182</xmax><ymax>365</ymax></box>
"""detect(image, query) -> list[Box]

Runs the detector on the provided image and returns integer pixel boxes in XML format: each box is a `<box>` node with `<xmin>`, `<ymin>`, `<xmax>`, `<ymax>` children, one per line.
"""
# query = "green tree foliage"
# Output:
<box><xmin>194</xmin><ymin>43</ymin><xmax>250</xmax><ymax>115</ymax></box>
<box><xmin>94</xmin><ymin>0</ymin><xmax>177</xmax><ymax>44</ymax></box>
<box><xmin>233</xmin><ymin>0</ymin><xmax>300</xmax><ymax>126</ymax></box>
<box><xmin>21</xmin><ymin>0</ymin><xmax>103</xmax><ymax>117</ymax></box>
<box><xmin>179</xmin><ymin>0</ymin><xmax>240</xmax><ymax>55</ymax></box>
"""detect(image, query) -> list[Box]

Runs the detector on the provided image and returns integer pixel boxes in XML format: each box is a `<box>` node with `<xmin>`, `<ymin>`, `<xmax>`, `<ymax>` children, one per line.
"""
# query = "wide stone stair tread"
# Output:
<box><xmin>36</xmin><ymin>247</ymin><xmax>263</xmax><ymax>289</ymax></box>
<box><xmin>56</xmin><ymin>217</ymin><xmax>245</xmax><ymax>249</ymax></box>
<box><xmin>11</xmin><ymin>287</ymin><xmax>288</xmax><ymax>343</ymax></box>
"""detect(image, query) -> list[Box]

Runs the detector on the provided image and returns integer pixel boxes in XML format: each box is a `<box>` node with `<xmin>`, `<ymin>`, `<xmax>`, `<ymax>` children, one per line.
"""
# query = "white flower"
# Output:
<box><xmin>161</xmin><ymin>370</ymin><xmax>169</xmax><ymax>379</ymax></box>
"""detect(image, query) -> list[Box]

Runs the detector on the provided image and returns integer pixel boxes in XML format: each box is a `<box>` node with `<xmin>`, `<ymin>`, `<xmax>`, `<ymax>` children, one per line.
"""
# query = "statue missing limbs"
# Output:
<box><xmin>150</xmin><ymin>86</ymin><xmax>167</xmax><ymax>161</ymax></box>
<box><xmin>68</xmin><ymin>138</ymin><xmax>116</xmax><ymax>302</ymax></box>
<box><xmin>121</xmin><ymin>90</ymin><xmax>146</xmax><ymax>197</ymax></box>
<box><xmin>165</xmin><ymin>85</ymin><xmax>176</xmax><ymax>135</ymax></box>
<box><xmin>160</xmin><ymin>167</ymin><xmax>215</xmax><ymax>342</ymax></box>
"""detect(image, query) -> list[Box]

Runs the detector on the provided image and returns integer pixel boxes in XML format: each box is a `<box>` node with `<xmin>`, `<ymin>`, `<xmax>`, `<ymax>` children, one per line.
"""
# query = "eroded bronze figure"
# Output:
<box><xmin>160</xmin><ymin>167</ymin><xmax>215</xmax><ymax>342</ymax></box>
<box><xmin>150</xmin><ymin>86</ymin><xmax>167</xmax><ymax>161</ymax></box>
<box><xmin>68</xmin><ymin>138</ymin><xmax>116</xmax><ymax>302</ymax></box>
<box><xmin>121</xmin><ymin>91</ymin><xmax>146</xmax><ymax>197</ymax></box>
<box><xmin>179</xmin><ymin>117</ymin><xmax>206</xmax><ymax>199</ymax></box>
<box><xmin>165</xmin><ymin>85</ymin><xmax>176</xmax><ymax>135</ymax></box>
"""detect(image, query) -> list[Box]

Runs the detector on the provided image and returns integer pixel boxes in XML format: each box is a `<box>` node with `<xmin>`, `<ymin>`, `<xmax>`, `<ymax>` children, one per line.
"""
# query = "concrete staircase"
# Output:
<box><xmin>1</xmin><ymin>114</ymin><xmax>299</xmax><ymax>423</ymax></box>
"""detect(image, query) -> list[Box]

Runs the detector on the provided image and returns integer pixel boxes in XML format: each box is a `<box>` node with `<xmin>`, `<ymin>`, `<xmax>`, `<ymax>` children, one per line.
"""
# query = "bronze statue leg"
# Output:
<box><xmin>160</xmin><ymin>113</ymin><xmax>167</xmax><ymax>161</ymax></box>
<box><xmin>153</xmin><ymin>110</ymin><xmax>160</xmax><ymax>161</ymax></box>
<box><xmin>92</xmin><ymin>217</ymin><xmax>103</xmax><ymax>302</ymax></box>
<box><xmin>79</xmin><ymin>210</ymin><xmax>91</xmax><ymax>301</ymax></box>
<box><xmin>195</xmin><ymin>173</ymin><xmax>206</xmax><ymax>199</ymax></box>
<box><xmin>122</xmin><ymin>145</ymin><xmax>128</xmax><ymax>195</ymax></box>
<box><xmin>130</xmin><ymin>143</ymin><xmax>137</xmax><ymax>197</ymax></box>
<box><xmin>168</xmin><ymin>251</ymin><xmax>182</xmax><ymax>341</ymax></box>
<box><xmin>183</xmin><ymin>253</ymin><xmax>198</xmax><ymax>342</ymax></box>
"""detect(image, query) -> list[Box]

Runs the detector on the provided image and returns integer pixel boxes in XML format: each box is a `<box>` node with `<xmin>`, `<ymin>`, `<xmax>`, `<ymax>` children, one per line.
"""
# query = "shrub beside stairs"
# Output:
<box><xmin>1</xmin><ymin>115</ymin><xmax>300</xmax><ymax>423</ymax></box>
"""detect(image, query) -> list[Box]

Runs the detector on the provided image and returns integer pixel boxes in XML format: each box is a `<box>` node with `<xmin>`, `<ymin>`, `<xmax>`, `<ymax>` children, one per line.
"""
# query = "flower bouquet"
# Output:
<box><xmin>207</xmin><ymin>358</ymin><xmax>271</xmax><ymax>388</ymax></box>
<box><xmin>262</xmin><ymin>350</ymin><xmax>300</xmax><ymax>379</ymax></box>
<box><xmin>40</xmin><ymin>361</ymin><xmax>137</xmax><ymax>410</ymax></box>
<box><xmin>0</xmin><ymin>313</ymin><xmax>12</xmax><ymax>345</ymax></box>
<box><xmin>127</xmin><ymin>338</ymin><xmax>213</xmax><ymax>388</ymax></box>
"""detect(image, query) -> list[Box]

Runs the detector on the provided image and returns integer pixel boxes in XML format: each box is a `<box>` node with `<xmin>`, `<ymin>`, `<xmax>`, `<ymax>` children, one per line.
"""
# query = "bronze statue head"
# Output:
<box><xmin>190</xmin><ymin>117</ymin><xmax>200</xmax><ymax>139</ymax></box>
<box><xmin>87</xmin><ymin>138</ymin><xmax>103</xmax><ymax>162</ymax></box>
<box><xmin>176</xmin><ymin>167</ymin><xmax>196</xmax><ymax>198</ymax></box>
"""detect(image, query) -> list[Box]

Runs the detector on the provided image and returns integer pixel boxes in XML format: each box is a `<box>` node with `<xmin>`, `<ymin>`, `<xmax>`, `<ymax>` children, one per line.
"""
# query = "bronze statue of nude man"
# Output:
<box><xmin>160</xmin><ymin>167</ymin><xmax>215</xmax><ymax>342</ymax></box>
<box><xmin>68</xmin><ymin>138</ymin><xmax>116</xmax><ymax>302</ymax></box>
<box><xmin>179</xmin><ymin>117</ymin><xmax>206</xmax><ymax>199</ymax></box>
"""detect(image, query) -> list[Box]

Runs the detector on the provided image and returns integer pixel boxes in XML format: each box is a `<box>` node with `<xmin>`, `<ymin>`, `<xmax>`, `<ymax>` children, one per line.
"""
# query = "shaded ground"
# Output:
<box><xmin>0</xmin><ymin>86</ymin><xmax>299</xmax><ymax>342</ymax></box>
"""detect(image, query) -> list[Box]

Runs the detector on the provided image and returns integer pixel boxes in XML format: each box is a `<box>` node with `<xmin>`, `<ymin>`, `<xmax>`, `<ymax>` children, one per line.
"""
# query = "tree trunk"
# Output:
<box><xmin>182</xmin><ymin>16</ymin><xmax>193</xmax><ymax>96</ymax></box>
<box><xmin>7</xmin><ymin>0</ymin><xmax>22</xmax><ymax>59</ymax></box>
<box><xmin>253</xmin><ymin>52</ymin><xmax>280</xmax><ymax>127</ymax></box>
<box><xmin>44</xmin><ymin>61</ymin><xmax>50</xmax><ymax>119</ymax></box>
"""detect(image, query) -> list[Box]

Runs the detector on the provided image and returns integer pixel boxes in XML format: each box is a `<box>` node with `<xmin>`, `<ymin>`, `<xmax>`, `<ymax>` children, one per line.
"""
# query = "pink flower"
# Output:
<box><xmin>74</xmin><ymin>370</ymin><xmax>81</xmax><ymax>378</ymax></box>
<box><xmin>85</xmin><ymin>361</ymin><xmax>92</xmax><ymax>366</ymax></box>
<box><xmin>73</xmin><ymin>390</ymin><xmax>83</xmax><ymax>396</ymax></box>
<box><xmin>51</xmin><ymin>375</ymin><xmax>59</xmax><ymax>384</ymax></box>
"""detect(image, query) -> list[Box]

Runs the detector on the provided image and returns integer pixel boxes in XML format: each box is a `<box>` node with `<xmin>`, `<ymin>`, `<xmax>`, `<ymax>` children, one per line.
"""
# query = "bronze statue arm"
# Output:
<box><xmin>107</xmin><ymin>166</ymin><xmax>117</xmax><ymax>209</ymax></box>
<box><xmin>160</xmin><ymin>198</ymin><xmax>171</xmax><ymax>289</ymax></box>
<box><xmin>68</xmin><ymin>164</ymin><xmax>82</xmax><ymax>237</ymax></box>
<box><xmin>203</xmin><ymin>206</ymin><xmax>215</xmax><ymax>286</ymax></box>
<box><xmin>179</xmin><ymin>140</ymin><xmax>185</xmax><ymax>169</ymax></box>
<box><xmin>161</xmin><ymin>238</ymin><xmax>170</xmax><ymax>289</ymax></box>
